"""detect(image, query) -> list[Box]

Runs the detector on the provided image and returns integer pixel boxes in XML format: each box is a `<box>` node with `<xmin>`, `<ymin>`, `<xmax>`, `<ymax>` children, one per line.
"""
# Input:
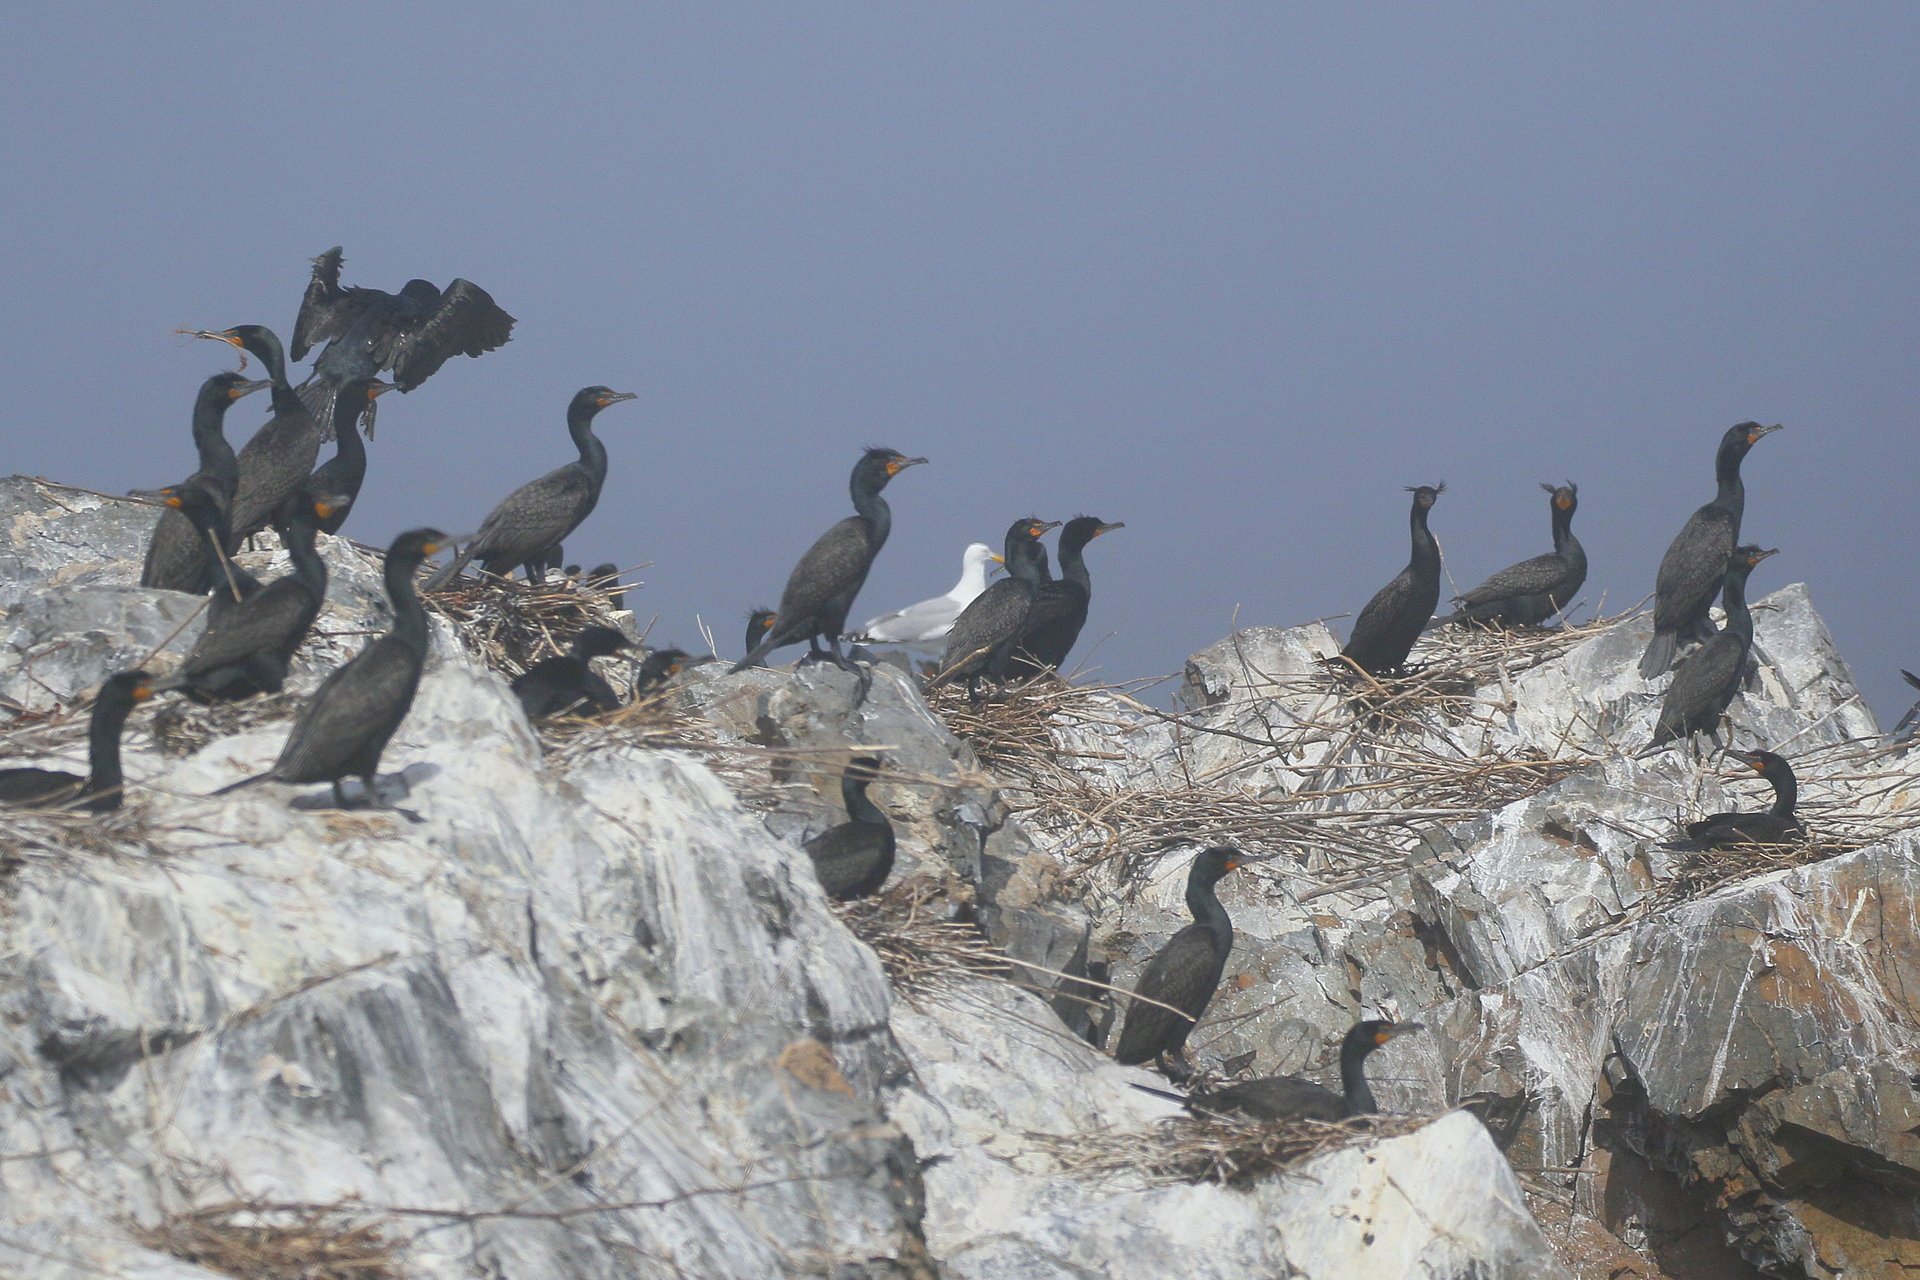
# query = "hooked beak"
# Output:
<box><xmin>1096</xmin><ymin>521</ymin><xmax>1126</xmax><ymax>536</ymax></box>
<box><xmin>230</xmin><ymin>378</ymin><xmax>271</xmax><ymax>400</ymax></box>
<box><xmin>597</xmin><ymin>390</ymin><xmax>639</xmax><ymax>408</ymax></box>
<box><xmin>887</xmin><ymin>455</ymin><xmax>930</xmax><ymax>476</ymax></box>
<box><xmin>1376</xmin><ymin>1021</ymin><xmax>1425</xmax><ymax>1045</ymax></box>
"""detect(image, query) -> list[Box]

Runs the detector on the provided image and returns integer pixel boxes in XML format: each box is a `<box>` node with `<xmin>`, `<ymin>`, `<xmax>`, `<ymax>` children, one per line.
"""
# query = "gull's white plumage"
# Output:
<box><xmin>853</xmin><ymin>542</ymin><xmax>998</xmax><ymax>645</ymax></box>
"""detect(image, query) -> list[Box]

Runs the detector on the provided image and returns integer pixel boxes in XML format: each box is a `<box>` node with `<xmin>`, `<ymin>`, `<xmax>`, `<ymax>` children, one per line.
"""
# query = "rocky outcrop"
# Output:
<box><xmin>4</xmin><ymin>472</ymin><xmax>1915</xmax><ymax>1279</ymax></box>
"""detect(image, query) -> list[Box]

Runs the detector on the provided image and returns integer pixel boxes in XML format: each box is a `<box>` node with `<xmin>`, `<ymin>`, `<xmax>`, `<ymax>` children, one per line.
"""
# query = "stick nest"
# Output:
<box><xmin>1029</xmin><ymin>1111</ymin><xmax>1434</xmax><ymax>1187</ymax></box>
<box><xmin>422</xmin><ymin>570</ymin><xmax>638</xmax><ymax>677</ymax></box>
<box><xmin>133</xmin><ymin>1200</ymin><xmax>401</xmax><ymax>1280</ymax></box>
<box><xmin>835</xmin><ymin>877</ymin><xmax>1009</xmax><ymax>1003</ymax></box>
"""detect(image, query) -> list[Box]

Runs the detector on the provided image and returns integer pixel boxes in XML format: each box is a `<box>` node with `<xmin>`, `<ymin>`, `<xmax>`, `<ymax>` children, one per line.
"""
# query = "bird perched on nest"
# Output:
<box><xmin>427</xmin><ymin>387</ymin><xmax>636</xmax><ymax>589</ymax></box>
<box><xmin>1113</xmin><ymin>846</ymin><xmax>1272</xmax><ymax>1080</ymax></box>
<box><xmin>1008</xmin><ymin>515</ymin><xmax>1124</xmax><ymax>678</ymax></box>
<box><xmin>733</xmin><ymin>448</ymin><xmax>928</xmax><ymax>673</ymax></box>
<box><xmin>1640</xmin><ymin>423</ymin><xmax>1781</xmax><ymax>678</ymax></box>
<box><xmin>216</xmin><ymin>528</ymin><xmax>452</xmax><ymax>808</ymax></box>
<box><xmin>802</xmin><ymin>755</ymin><xmax>896</xmax><ymax>900</ymax></box>
<box><xmin>1439</xmin><ymin>482</ymin><xmax>1585</xmax><ymax>628</ymax></box>
<box><xmin>291</xmin><ymin>246</ymin><xmax>515</xmax><ymax>436</ymax></box>
<box><xmin>1340</xmin><ymin>485</ymin><xmax>1443</xmax><ymax>678</ymax></box>
<box><xmin>633</xmin><ymin>648</ymin><xmax>693</xmax><ymax>697</ymax></box>
<box><xmin>741</xmin><ymin>609</ymin><xmax>777</xmax><ymax>666</ymax></box>
<box><xmin>0</xmin><ymin>671</ymin><xmax>156</xmax><ymax>813</ymax></box>
<box><xmin>1662</xmin><ymin>749</ymin><xmax>1805</xmax><ymax>849</ymax></box>
<box><xmin>852</xmin><ymin>542</ymin><xmax>1000</xmax><ymax>649</ymax></box>
<box><xmin>512</xmin><ymin>626</ymin><xmax>632</xmax><ymax>720</ymax></box>
<box><xmin>931</xmin><ymin>517</ymin><xmax>1058</xmax><ymax>700</ymax></box>
<box><xmin>1132</xmin><ymin>1020</ymin><xmax>1424</xmax><ymax>1121</ymax></box>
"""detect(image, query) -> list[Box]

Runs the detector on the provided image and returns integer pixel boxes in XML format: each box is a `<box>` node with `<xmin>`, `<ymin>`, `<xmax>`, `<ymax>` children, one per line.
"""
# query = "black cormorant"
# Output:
<box><xmin>1136</xmin><ymin>1020</ymin><xmax>1425</xmax><ymax>1120</ymax></box>
<box><xmin>1663</xmin><ymin>749</ymin><xmax>1804</xmax><ymax>849</ymax></box>
<box><xmin>307</xmin><ymin>379</ymin><xmax>394</xmax><ymax>534</ymax></box>
<box><xmin>1113</xmin><ymin>846</ymin><xmax>1271</xmax><ymax>1078</ymax></box>
<box><xmin>1442</xmin><ymin>483</ymin><xmax>1586</xmax><ymax>627</ymax></box>
<box><xmin>1340</xmin><ymin>485</ymin><xmax>1444</xmax><ymax>678</ymax></box>
<box><xmin>196</xmin><ymin>325</ymin><xmax>327</xmax><ymax>550</ymax></box>
<box><xmin>512</xmin><ymin>626</ymin><xmax>632</xmax><ymax>720</ymax></box>
<box><xmin>165</xmin><ymin>492</ymin><xmax>349</xmax><ymax>703</ymax></box>
<box><xmin>802</xmin><ymin>755</ymin><xmax>896</xmax><ymax>900</ymax></box>
<box><xmin>1639</xmin><ymin>424</ymin><xmax>1781</xmax><ymax>677</ymax></box>
<box><xmin>137</xmin><ymin>484</ymin><xmax>257</xmax><ymax>624</ymax></box>
<box><xmin>425</xmin><ymin>388</ymin><xmax>635</xmax><ymax>589</ymax></box>
<box><xmin>932</xmin><ymin>517</ymin><xmax>1059</xmax><ymax>699</ymax></box>
<box><xmin>584</xmin><ymin>563</ymin><xmax>624</xmax><ymax>611</ymax></box>
<box><xmin>1650</xmin><ymin>545</ymin><xmax>1778</xmax><ymax>750</ymax></box>
<box><xmin>216</xmin><ymin>528</ymin><xmax>451</xmax><ymax>806</ymax></box>
<box><xmin>1009</xmin><ymin>516</ymin><xmax>1124</xmax><ymax>678</ymax></box>
<box><xmin>0</xmin><ymin>671</ymin><xmax>155</xmax><ymax>812</ymax></box>
<box><xmin>140</xmin><ymin>372</ymin><xmax>270</xmax><ymax>593</ymax></box>
<box><xmin>732</xmin><ymin>448</ymin><xmax>928</xmax><ymax>672</ymax></box>
<box><xmin>292</xmin><ymin>246</ymin><xmax>515</xmax><ymax>435</ymax></box>
<box><xmin>633</xmin><ymin>648</ymin><xmax>691</xmax><ymax>696</ymax></box>
<box><xmin>742</xmin><ymin>608</ymin><xmax>777</xmax><ymax>665</ymax></box>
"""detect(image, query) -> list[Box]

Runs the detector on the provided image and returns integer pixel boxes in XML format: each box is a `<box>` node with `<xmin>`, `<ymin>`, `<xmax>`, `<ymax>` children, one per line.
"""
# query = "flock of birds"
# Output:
<box><xmin>0</xmin><ymin>250</ymin><xmax>1858</xmax><ymax>1117</ymax></box>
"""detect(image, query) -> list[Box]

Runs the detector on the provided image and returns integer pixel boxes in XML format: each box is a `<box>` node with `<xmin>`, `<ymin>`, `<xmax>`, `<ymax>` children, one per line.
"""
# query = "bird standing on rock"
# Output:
<box><xmin>426</xmin><ymin>387</ymin><xmax>636</xmax><ymax>589</ymax></box>
<box><xmin>1113</xmin><ymin>846</ymin><xmax>1272</xmax><ymax>1080</ymax></box>
<box><xmin>1650</xmin><ymin>545</ymin><xmax>1778</xmax><ymax>751</ymax></box>
<box><xmin>140</xmin><ymin>371</ymin><xmax>271</xmax><ymax>594</ymax></box>
<box><xmin>217</xmin><ymin>528</ymin><xmax>452</xmax><ymax>808</ymax></box>
<box><xmin>1640</xmin><ymin>423</ymin><xmax>1781</xmax><ymax>678</ymax></box>
<box><xmin>1340</xmin><ymin>485</ymin><xmax>1444</xmax><ymax>678</ymax></box>
<box><xmin>194</xmin><ymin>326</ymin><xmax>326</xmax><ymax>551</ymax></box>
<box><xmin>732</xmin><ymin>448</ymin><xmax>928</xmax><ymax>673</ymax></box>
<box><xmin>1009</xmin><ymin>516</ymin><xmax>1124</xmax><ymax>678</ymax></box>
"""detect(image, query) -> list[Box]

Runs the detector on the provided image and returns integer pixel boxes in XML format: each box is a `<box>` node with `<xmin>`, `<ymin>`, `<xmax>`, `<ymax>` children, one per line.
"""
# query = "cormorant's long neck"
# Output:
<box><xmin>1721</xmin><ymin>568</ymin><xmax>1756</xmax><ymax>647</ymax></box>
<box><xmin>569</xmin><ymin>406</ymin><xmax>609</xmax><ymax>489</ymax></box>
<box><xmin>1058</xmin><ymin>535</ymin><xmax>1093</xmax><ymax>596</ymax></box>
<box><xmin>1768</xmin><ymin>769</ymin><xmax>1797</xmax><ymax>818</ymax></box>
<box><xmin>1340</xmin><ymin>1042</ymin><xmax>1379</xmax><ymax>1116</ymax></box>
<box><xmin>191</xmin><ymin>392</ymin><xmax>240</xmax><ymax>488</ymax></box>
<box><xmin>1008</xmin><ymin>540</ymin><xmax>1047</xmax><ymax>587</ymax></box>
<box><xmin>84</xmin><ymin>694</ymin><xmax>132</xmax><ymax>798</ymax></box>
<box><xmin>1713</xmin><ymin>443</ymin><xmax>1747</xmax><ymax>529</ymax></box>
<box><xmin>842</xmin><ymin>777</ymin><xmax>888</xmax><ymax>826</ymax></box>
<box><xmin>1185</xmin><ymin>876</ymin><xmax>1233</xmax><ymax>956</ymax></box>
<box><xmin>384</xmin><ymin>555</ymin><xmax>430</xmax><ymax>651</ymax></box>
<box><xmin>1552</xmin><ymin>505</ymin><xmax>1587</xmax><ymax>575</ymax></box>
<box><xmin>851</xmin><ymin>475</ymin><xmax>892</xmax><ymax>552</ymax></box>
<box><xmin>284</xmin><ymin>512</ymin><xmax>327</xmax><ymax>597</ymax></box>
<box><xmin>1408</xmin><ymin>502</ymin><xmax>1439</xmax><ymax>577</ymax></box>
<box><xmin>329</xmin><ymin>402</ymin><xmax>367</xmax><ymax>478</ymax></box>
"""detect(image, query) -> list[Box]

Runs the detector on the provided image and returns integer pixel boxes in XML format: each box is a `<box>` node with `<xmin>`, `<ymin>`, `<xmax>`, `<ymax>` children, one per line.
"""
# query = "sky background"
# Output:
<box><xmin>4</xmin><ymin>5</ymin><xmax>1917</xmax><ymax>722</ymax></box>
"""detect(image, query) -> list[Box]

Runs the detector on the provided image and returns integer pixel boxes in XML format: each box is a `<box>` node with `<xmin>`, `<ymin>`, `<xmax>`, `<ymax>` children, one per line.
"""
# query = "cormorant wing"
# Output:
<box><xmin>386</xmin><ymin>279</ymin><xmax>517</xmax><ymax>391</ymax></box>
<box><xmin>292</xmin><ymin>247</ymin><xmax>381</xmax><ymax>362</ymax></box>
<box><xmin>273</xmin><ymin>638</ymin><xmax>418</xmax><ymax>782</ymax></box>
<box><xmin>774</xmin><ymin>517</ymin><xmax>874</xmax><ymax>627</ymax></box>
<box><xmin>1660</xmin><ymin>632</ymin><xmax>1744</xmax><ymax>727</ymax></box>
<box><xmin>1653</xmin><ymin>506</ymin><xmax>1736</xmax><ymax>627</ymax></box>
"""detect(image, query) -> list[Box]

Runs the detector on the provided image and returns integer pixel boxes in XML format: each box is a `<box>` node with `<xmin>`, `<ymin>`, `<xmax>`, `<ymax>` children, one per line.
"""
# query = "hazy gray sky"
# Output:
<box><xmin>5</xmin><ymin>5</ymin><xmax>1917</xmax><ymax>721</ymax></box>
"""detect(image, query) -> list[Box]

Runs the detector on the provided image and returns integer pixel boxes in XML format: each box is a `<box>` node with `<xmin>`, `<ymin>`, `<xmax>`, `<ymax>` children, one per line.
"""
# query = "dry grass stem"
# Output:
<box><xmin>1030</xmin><ymin>1111</ymin><xmax>1434</xmax><ymax>1187</ymax></box>
<box><xmin>133</xmin><ymin>1199</ymin><xmax>401</xmax><ymax>1280</ymax></box>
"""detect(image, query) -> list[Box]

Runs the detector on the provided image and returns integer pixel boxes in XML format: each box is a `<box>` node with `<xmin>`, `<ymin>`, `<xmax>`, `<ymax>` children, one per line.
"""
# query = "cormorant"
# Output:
<box><xmin>425</xmin><ymin>387</ymin><xmax>636</xmax><ymax>589</ymax></box>
<box><xmin>196</xmin><ymin>325</ymin><xmax>326</xmax><ymax>550</ymax></box>
<box><xmin>292</xmin><ymin>246</ymin><xmax>515</xmax><ymax>435</ymax></box>
<box><xmin>583</xmin><ymin>563</ymin><xmax>624</xmax><ymax>611</ymax></box>
<box><xmin>802</xmin><ymin>755</ymin><xmax>896</xmax><ymax>900</ymax></box>
<box><xmin>1663</xmin><ymin>749</ymin><xmax>1804</xmax><ymax>849</ymax></box>
<box><xmin>1008</xmin><ymin>516</ymin><xmax>1124</xmax><ymax>678</ymax></box>
<box><xmin>140</xmin><ymin>372</ymin><xmax>270</xmax><ymax>593</ymax></box>
<box><xmin>1442</xmin><ymin>483</ymin><xmax>1586</xmax><ymax>627</ymax></box>
<box><xmin>853</xmin><ymin>542</ymin><xmax>1001</xmax><ymax>647</ymax></box>
<box><xmin>1639</xmin><ymin>423</ymin><xmax>1782</xmax><ymax>677</ymax></box>
<box><xmin>731</xmin><ymin>448</ymin><xmax>929</xmax><ymax>672</ymax></box>
<box><xmin>164</xmin><ymin>491</ymin><xmax>349</xmax><ymax>703</ymax></box>
<box><xmin>1340</xmin><ymin>485</ymin><xmax>1444</xmax><ymax>678</ymax></box>
<box><xmin>512</xmin><ymin>625</ymin><xmax>631</xmax><ymax>720</ymax></box>
<box><xmin>1650</xmin><ymin>545</ymin><xmax>1778</xmax><ymax>750</ymax></box>
<box><xmin>307</xmin><ymin>378</ymin><xmax>394</xmax><ymax>535</ymax></box>
<box><xmin>0</xmin><ymin>671</ymin><xmax>155</xmax><ymax>812</ymax></box>
<box><xmin>137</xmin><ymin>484</ymin><xmax>256</xmax><ymax>623</ymax></box>
<box><xmin>1113</xmin><ymin>846</ymin><xmax>1271</xmax><ymax>1078</ymax></box>
<box><xmin>216</xmin><ymin>528</ymin><xmax>451</xmax><ymax>806</ymax></box>
<box><xmin>633</xmin><ymin>648</ymin><xmax>692</xmax><ymax>696</ymax></box>
<box><xmin>743</xmin><ymin>608</ymin><xmax>777</xmax><ymax>665</ymax></box>
<box><xmin>1134</xmin><ymin>1020</ymin><xmax>1424</xmax><ymax>1121</ymax></box>
<box><xmin>931</xmin><ymin>517</ymin><xmax>1058</xmax><ymax>699</ymax></box>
